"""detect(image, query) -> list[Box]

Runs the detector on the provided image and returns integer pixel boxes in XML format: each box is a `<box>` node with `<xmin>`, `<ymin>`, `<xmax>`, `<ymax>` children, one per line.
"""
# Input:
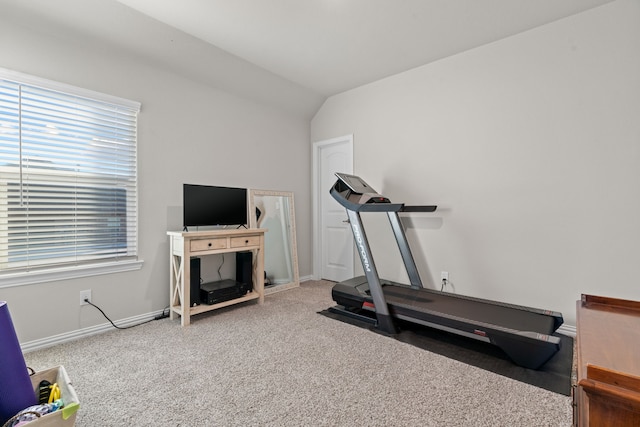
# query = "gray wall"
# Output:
<box><xmin>311</xmin><ymin>0</ymin><xmax>640</xmax><ymax>326</ymax></box>
<box><xmin>0</xmin><ymin>2</ymin><xmax>313</xmax><ymax>343</ymax></box>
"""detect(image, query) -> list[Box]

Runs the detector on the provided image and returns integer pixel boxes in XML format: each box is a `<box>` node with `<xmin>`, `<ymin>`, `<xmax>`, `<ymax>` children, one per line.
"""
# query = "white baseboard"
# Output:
<box><xmin>22</xmin><ymin>279</ymin><xmax>318</xmax><ymax>353</ymax></box>
<box><xmin>21</xmin><ymin>309</ymin><xmax>165</xmax><ymax>353</ymax></box>
<box><xmin>557</xmin><ymin>323</ymin><xmax>576</xmax><ymax>337</ymax></box>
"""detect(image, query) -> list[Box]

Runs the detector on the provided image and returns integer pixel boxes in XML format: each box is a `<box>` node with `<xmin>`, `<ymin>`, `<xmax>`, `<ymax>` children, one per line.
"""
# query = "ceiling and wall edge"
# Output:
<box><xmin>1</xmin><ymin>0</ymin><xmax>326</xmax><ymax>119</ymax></box>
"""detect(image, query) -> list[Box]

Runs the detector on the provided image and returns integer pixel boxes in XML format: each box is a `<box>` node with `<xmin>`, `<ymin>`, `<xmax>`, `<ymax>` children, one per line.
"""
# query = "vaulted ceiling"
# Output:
<box><xmin>115</xmin><ymin>0</ymin><xmax>614</xmax><ymax>95</ymax></box>
<box><xmin>3</xmin><ymin>0</ymin><xmax>615</xmax><ymax>117</ymax></box>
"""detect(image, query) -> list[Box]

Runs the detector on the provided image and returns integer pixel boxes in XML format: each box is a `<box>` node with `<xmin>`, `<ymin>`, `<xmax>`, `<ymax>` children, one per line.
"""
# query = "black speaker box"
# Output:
<box><xmin>236</xmin><ymin>251</ymin><xmax>252</xmax><ymax>290</ymax></box>
<box><xmin>190</xmin><ymin>257</ymin><xmax>201</xmax><ymax>306</ymax></box>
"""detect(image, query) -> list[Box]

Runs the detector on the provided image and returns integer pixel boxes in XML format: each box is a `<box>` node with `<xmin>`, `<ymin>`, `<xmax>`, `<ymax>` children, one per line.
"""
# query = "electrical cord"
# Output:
<box><xmin>156</xmin><ymin>306</ymin><xmax>170</xmax><ymax>320</ymax></box>
<box><xmin>84</xmin><ymin>299</ymin><xmax>169</xmax><ymax>330</ymax></box>
<box><xmin>217</xmin><ymin>253</ymin><xmax>225</xmax><ymax>280</ymax></box>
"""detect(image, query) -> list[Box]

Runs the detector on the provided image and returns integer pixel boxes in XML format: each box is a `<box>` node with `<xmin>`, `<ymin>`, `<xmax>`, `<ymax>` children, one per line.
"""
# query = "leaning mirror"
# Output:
<box><xmin>249</xmin><ymin>189</ymin><xmax>300</xmax><ymax>294</ymax></box>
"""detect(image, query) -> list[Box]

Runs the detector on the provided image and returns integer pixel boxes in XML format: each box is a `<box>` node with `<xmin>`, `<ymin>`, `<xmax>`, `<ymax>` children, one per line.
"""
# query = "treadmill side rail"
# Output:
<box><xmin>387</xmin><ymin>212</ymin><xmax>423</xmax><ymax>289</ymax></box>
<box><xmin>346</xmin><ymin>209</ymin><xmax>397</xmax><ymax>334</ymax></box>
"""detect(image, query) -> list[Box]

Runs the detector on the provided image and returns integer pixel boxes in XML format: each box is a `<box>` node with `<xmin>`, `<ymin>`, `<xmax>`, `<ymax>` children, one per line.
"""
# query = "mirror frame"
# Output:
<box><xmin>249</xmin><ymin>189</ymin><xmax>300</xmax><ymax>294</ymax></box>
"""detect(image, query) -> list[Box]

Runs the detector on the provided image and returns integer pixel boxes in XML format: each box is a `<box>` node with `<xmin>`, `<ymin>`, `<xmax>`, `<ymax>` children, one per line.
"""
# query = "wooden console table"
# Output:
<box><xmin>167</xmin><ymin>229</ymin><xmax>266</xmax><ymax>326</ymax></box>
<box><xmin>573</xmin><ymin>294</ymin><xmax>640</xmax><ymax>426</ymax></box>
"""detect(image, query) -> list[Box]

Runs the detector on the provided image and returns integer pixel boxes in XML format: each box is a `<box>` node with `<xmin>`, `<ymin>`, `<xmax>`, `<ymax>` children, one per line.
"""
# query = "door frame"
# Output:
<box><xmin>312</xmin><ymin>134</ymin><xmax>354</xmax><ymax>280</ymax></box>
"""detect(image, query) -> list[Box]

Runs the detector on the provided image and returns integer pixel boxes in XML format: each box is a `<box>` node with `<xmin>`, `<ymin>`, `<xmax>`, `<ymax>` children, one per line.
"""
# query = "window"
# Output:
<box><xmin>0</xmin><ymin>68</ymin><xmax>141</xmax><ymax>286</ymax></box>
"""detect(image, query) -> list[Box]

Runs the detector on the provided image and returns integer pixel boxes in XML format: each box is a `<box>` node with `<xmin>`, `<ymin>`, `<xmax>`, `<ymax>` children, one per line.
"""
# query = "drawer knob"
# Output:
<box><xmin>208</xmin><ymin>243</ymin><xmax>212</xmax><ymax>247</ymax></box>
<box><xmin>245</xmin><ymin>239</ymin><xmax>249</xmax><ymax>244</ymax></box>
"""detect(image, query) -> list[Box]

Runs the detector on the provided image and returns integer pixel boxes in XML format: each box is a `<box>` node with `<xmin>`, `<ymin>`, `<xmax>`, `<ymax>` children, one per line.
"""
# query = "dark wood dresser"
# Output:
<box><xmin>574</xmin><ymin>294</ymin><xmax>640</xmax><ymax>426</ymax></box>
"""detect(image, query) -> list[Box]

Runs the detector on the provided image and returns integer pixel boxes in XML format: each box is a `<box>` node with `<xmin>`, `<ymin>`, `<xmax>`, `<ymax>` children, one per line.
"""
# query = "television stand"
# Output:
<box><xmin>167</xmin><ymin>228</ymin><xmax>266</xmax><ymax>326</ymax></box>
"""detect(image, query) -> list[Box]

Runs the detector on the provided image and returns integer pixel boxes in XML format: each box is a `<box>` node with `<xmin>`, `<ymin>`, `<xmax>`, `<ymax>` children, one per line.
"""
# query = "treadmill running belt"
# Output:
<box><xmin>383</xmin><ymin>285</ymin><xmax>558</xmax><ymax>335</ymax></box>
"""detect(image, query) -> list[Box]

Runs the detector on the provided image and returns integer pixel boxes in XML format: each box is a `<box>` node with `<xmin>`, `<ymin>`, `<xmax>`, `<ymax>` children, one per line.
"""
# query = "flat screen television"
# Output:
<box><xmin>183</xmin><ymin>184</ymin><xmax>247</xmax><ymax>228</ymax></box>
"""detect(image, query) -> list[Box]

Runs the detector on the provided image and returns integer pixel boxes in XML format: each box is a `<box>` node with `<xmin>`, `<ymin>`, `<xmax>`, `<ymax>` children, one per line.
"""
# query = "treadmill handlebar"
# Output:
<box><xmin>330</xmin><ymin>176</ymin><xmax>437</xmax><ymax>213</ymax></box>
<box><xmin>401</xmin><ymin>205</ymin><xmax>437</xmax><ymax>213</ymax></box>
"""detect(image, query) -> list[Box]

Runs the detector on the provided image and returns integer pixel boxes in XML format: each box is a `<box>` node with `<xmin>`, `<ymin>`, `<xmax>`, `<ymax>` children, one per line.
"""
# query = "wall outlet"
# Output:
<box><xmin>80</xmin><ymin>289</ymin><xmax>92</xmax><ymax>305</ymax></box>
<box><xmin>441</xmin><ymin>271</ymin><xmax>449</xmax><ymax>281</ymax></box>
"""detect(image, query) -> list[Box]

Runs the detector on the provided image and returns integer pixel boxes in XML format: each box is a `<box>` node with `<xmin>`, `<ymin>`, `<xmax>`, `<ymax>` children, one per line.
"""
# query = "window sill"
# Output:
<box><xmin>0</xmin><ymin>259</ymin><xmax>144</xmax><ymax>288</ymax></box>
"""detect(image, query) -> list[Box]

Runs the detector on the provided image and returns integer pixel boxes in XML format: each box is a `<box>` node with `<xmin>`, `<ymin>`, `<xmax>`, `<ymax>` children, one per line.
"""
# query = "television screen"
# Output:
<box><xmin>183</xmin><ymin>184</ymin><xmax>247</xmax><ymax>228</ymax></box>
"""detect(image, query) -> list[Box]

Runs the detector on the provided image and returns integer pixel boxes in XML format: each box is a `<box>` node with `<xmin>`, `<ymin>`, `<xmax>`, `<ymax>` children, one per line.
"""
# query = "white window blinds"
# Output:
<box><xmin>0</xmin><ymin>69</ymin><xmax>140</xmax><ymax>275</ymax></box>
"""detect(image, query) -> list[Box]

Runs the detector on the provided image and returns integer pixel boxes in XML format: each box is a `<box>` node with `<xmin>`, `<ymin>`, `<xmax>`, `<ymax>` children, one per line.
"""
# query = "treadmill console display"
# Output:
<box><xmin>334</xmin><ymin>173</ymin><xmax>391</xmax><ymax>204</ymax></box>
<box><xmin>335</xmin><ymin>173</ymin><xmax>376</xmax><ymax>195</ymax></box>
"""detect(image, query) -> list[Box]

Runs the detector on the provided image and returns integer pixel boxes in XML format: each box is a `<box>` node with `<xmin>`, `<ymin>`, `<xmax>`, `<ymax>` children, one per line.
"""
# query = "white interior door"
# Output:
<box><xmin>313</xmin><ymin>135</ymin><xmax>354</xmax><ymax>282</ymax></box>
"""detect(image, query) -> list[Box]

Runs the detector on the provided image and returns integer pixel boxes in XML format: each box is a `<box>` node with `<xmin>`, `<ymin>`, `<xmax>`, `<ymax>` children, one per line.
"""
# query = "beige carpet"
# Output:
<box><xmin>24</xmin><ymin>281</ymin><xmax>572</xmax><ymax>426</ymax></box>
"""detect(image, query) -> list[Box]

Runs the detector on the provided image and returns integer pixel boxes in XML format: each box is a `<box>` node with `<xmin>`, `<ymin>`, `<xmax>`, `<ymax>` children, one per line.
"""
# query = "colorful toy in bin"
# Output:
<box><xmin>5</xmin><ymin>400</ymin><xmax>65</xmax><ymax>426</ymax></box>
<box><xmin>47</xmin><ymin>385</ymin><xmax>60</xmax><ymax>404</ymax></box>
<box><xmin>11</xmin><ymin>366</ymin><xmax>80</xmax><ymax>427</ymax></box>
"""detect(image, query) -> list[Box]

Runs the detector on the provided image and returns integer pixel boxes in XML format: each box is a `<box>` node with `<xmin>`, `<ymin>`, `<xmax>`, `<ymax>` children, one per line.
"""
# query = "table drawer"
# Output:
<box><xmin>230</xmin><ymin>235</ymin><xmax>260</xmax><ymax>248</ymax></box>
<box><xmin>191</xmin><ymin>238</ymin><xmax>227</xmax><ymax>252</ymax></box>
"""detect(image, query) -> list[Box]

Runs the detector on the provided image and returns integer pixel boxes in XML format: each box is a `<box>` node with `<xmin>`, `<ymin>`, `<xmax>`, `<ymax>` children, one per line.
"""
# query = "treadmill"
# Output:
<box><xmin>329</xmin><ymin>173</ymin><xmax>563</xmax><ymax>370</ymax></box>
